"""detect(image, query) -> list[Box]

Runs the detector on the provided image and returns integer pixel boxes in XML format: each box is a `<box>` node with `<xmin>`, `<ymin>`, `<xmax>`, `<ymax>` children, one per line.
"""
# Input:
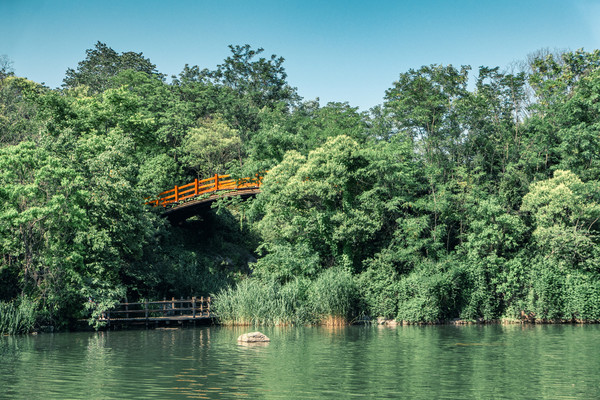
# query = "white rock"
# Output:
<box><xmin>237</xmin><ymin>331</ymin><xmax>270</xmax><ymax>342</ymax></box>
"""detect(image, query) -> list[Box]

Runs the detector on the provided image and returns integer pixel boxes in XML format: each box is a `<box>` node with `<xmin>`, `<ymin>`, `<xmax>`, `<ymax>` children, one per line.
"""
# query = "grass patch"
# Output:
<box><xmin>0</xmin><ymin>296</ymin><xmax>37</xmax><ymax>334</ymax></box>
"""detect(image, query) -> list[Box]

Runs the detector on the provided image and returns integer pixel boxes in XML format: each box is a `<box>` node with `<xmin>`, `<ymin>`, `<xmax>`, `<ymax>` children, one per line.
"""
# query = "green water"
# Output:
<box><xmin>1</xmin><ymin>324</ymin><xmax>598</xmax><ymax>399</ymax></box>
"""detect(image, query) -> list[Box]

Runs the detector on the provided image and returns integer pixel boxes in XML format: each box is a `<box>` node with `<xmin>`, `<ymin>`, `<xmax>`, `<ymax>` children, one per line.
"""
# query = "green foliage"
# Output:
<box><xmin>251</xmin><ymin>134</ymin><xmax>419</xmax><ymax>278</ymax></box>
<box><xmin>356</xmin><ymin>253</ymin><xmax>400</xmax><ymax>319</ymax></box>
<box><xmin>522</xmin><ymin>170</ymin><xmax>600</xmax><ymax>266</ymax></box>
<box><xmin>396</xmin><ymin>260</ymin><xmax>466</xmax><ymax>323</ymax></box>
<box><xmin>182</xmin><ymin>117</ymin><xmax>242</xmax><ymax>177</ymax></box>
<box><xmin>63</xmin><ymin>41</ymin><xmax>163</xmax><ymax>93</ymax></box>
<box><xmin>458</xmin><ymin>197</ymin><xmax>527</xmax><ymax>320</ymax></box>
<box><xmin>213</xmin><ymin>269</ymin><xmax>357</xmax><ymax>325</ymax></box>
<box><xmin>209</xmin><ymin>44</ymin><xmax>299</xmax><ymax>110</ymax></box>
<box><xmin>384</xmin><ymin>64</ymin><xmax>470</xmax><ymax>169</ymax></box>
<box><xmin>564</xmin><ymin>272</ymin><xmax>600</xmax><ymax>321</ymax></box>
<box><xmin>518</xmin><ymin>170</ymin><xmax>600</xmax><ymax>321</ymax></box>
<box><xmin>0</xmin><ymin>77</ymin><xmax>46</xmax><ymax>146</ymax></box>
<box><xmin>212</xmin><ymin>278</ymin><xmax>309</xmax><ymax>326</ymax></box>
<box><xmin>307</xmin><ymin>268</ymin><xmax>357</xmax><ymax>322</ymax></box>
<box><xmin>4</xmin><ymin>44</ymin><xmax>600</xmax><ymax>329</ymax></box>
<box><xmin>0</xmin><ymin>296</ymin><xmax>37</xmax><ymax>334</ymax></box>
<box><xmin>252</xmin><ymin>242</ymin><xmax>321</xmax><ymax>282</ymax></box>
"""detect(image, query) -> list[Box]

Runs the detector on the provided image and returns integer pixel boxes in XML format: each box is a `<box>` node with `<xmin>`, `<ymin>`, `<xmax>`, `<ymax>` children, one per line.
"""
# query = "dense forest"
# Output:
<box><xmin>1</xmin><ymin>43</ymin><xmax>600</xmax><ymax>332</ymax></box>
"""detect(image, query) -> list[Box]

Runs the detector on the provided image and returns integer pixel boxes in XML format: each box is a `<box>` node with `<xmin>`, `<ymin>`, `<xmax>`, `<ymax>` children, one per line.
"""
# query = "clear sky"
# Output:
<box><xmin>2</xmin><ymin>0</ymin><xmax>599</xmax><ymax>110</ymax></box>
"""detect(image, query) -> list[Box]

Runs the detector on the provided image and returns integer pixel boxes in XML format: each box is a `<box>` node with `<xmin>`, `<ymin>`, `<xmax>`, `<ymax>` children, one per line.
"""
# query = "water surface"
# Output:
<box><xmin>1</xmin><ymin>324</ymin><xmax>598</xmax><ymax>399</ymax></box>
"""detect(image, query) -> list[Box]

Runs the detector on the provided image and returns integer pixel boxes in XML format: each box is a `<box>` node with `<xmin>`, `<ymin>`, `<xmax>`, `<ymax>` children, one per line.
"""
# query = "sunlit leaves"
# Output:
<box><xmin>182</xmin><ymin>117</ymin><xmax>242</xmax><ymax>177</ymax></box>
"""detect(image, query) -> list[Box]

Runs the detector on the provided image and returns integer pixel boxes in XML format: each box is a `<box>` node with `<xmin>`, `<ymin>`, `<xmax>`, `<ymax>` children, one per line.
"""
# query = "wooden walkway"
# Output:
<box><xmin>99</xmin><ymin>297</ymin><xmax>214</xmax><ymax>327</ymax></box>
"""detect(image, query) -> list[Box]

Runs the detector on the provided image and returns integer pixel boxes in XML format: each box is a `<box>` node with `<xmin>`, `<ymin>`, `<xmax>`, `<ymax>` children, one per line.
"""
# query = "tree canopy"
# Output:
<box><xmin>3</xmin><ymin>43</ymin><xmax>600</xmax><ymax>331</ymax></box>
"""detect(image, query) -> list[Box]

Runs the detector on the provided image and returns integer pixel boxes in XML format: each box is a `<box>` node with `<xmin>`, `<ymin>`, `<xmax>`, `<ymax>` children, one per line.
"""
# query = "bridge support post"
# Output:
<box><xmin>214</xmin><ymin>174</ymin><xmax>219</xmax><ymax>191</ymax></box>
<box><xmin>144</xmin><ymin>300</ymin><xmax>148</xmax><ymax>328</ymax></box>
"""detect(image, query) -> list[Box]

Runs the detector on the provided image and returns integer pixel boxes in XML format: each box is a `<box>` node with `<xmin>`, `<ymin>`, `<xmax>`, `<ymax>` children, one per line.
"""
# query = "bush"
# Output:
<box><xmin>564</xmin><ymin>272</ymin><xmax>600</xmax><ymax>321</ymax></box>
<box><xmin>458</xmin><ymin>255</ymin><xmax>505</xmax><ymax>321</ymax></box>
<box><xmin>525</xmin><ymin>259</ymin><xmax>567</xmax><ymax>321</ymax></box>
<box><xmin>356</xmin><ymin>262</ymin><xmax>399</xmax><ymax>319</ymax></box>
<box><xmin>396</xmin><ymin>261</ymin><xmax>465</xmax><ymax>323</ymax></box>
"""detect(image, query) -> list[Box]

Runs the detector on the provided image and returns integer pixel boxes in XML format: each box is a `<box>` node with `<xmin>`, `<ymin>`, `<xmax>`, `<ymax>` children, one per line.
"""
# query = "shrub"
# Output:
<box><xmin>396</xmin><ymin>261</ymin><xmax>465</xmax><ymax>323</ymax></box>
<box><xmin>564</xmin><ymin>272</ymin><xmax>600</xmax><ymax>321</ymax></box>
<box><xmin>356</xmin><ymin>263</ymin><xmax>399</xmax><ymax>319</ymax></box>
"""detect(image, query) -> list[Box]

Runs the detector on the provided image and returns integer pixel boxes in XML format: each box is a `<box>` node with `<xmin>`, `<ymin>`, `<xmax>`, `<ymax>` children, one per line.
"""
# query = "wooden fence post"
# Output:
<box><xmin>192</xmin><ymin>297</ymin><xmax>196</xmax><ymax>319</ymax></box>
<box><xmin>214</xmin><ymin>174</ymin><xmax>219</xmax><ymax>191</ymax></box>
<box><xmin>194</xmin><ymin>178</ymin><xmax>199</xmax><ymax>196</ymax></box>
<box><xmin>207</xmin><ymin>296</ymin><xmax>211</xmax><ymax>315</ymax></box>
<box><xmin>174</xmin><ymin>185</ymin><xmax>179</xmax><ymax>202</ymax></box>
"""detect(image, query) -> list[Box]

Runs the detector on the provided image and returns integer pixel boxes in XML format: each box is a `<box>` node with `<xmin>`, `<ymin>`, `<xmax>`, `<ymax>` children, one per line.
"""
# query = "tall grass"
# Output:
<box><xmin>213</xmin><ymin>268</ymin><xmax>358</xmax><ymax>326</ymax></box>
<box><xmin>212</xmin><ymin>278</ymin><xmax>309</xmax><ymax>326</ymax></box>
<box><xmin>0</xmin><ymin>297</ymin><xmax>37</xmax><ymax>334</ymax></box>
<box><xmin>307</xmin><ymin>268</ymin><xmax>357</xmax><ymax>325</ymax></box>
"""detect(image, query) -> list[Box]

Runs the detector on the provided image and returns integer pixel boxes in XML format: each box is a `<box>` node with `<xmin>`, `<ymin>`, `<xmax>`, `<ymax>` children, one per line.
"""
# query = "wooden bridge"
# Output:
<box><xmin>147</xmin><ymin>174</ymin><xmax>263</xmax><ymax>220</ymax></box>
<box><xmin>99</xmin><ymin>297</ymin><xmax>213</xmax><ymax>327</ymax></box>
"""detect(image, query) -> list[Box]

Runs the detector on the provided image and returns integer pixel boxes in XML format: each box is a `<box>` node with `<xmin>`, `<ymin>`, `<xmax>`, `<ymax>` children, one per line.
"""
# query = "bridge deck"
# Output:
<box><xmin>146</xmin><ymin>174</ymin><xmax>263</xmax><ymax>220</ymax></box>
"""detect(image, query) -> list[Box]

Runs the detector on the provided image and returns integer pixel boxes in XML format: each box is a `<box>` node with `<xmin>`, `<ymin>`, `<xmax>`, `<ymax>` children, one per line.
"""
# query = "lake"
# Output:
<box><xmin>1</xmin><ymin>324</ymin><xmax>598</xmax><ymax>399</ymax></box>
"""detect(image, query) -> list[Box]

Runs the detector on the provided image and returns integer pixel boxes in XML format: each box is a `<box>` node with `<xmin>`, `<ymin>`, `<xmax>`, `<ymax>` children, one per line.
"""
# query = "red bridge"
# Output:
<box><xmin>147</xmin><ymin>174</ymin><xmax>263</xmax><ymax>221</ymax></box>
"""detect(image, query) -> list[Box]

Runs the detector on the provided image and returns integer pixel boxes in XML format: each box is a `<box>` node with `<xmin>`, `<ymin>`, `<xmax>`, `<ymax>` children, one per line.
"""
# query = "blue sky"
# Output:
<box><xmin>2</xmin><ymin>0</ymin><xmax>599</xmax><ymax>110</ymax></box>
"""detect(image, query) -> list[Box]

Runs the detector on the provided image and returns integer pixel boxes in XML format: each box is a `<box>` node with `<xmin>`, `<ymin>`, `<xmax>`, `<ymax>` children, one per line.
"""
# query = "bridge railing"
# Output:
<box><xmin>98</xmin><ymin>297</ymin><xmax>212</xmax><ymax>323</ymax></box>
<box><xmin>147</xmin><ymin>174</ymin><xmax>262</xmax><ymax>207</ymax></box>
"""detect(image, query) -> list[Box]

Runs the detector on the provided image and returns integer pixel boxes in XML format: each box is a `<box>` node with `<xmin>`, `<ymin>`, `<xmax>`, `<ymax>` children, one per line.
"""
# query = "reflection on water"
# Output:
<box><xmin>1</xmin><ymin>324</ymin><xmax>599</xmax><ymax>399</ymax></box>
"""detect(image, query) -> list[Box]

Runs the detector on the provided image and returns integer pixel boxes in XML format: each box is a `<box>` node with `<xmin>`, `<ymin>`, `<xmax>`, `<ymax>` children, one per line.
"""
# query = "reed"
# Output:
<box><xmin>0</xmin><ymin>297</ymin><xmax>37</xmax><ymax>334</ymax></box>
<box><xmin>307</xmin><ymin>268</ymin><xmax>357</xmax><ymax>325</ymax></box>
<box><xmin>213</xmin><ymin>269</ymin><xmax>358</xmax><ymax>326</ymax></box>
<box><xmin>212</xmin><ymin>278</ymin><xmax>309</xmax><ymax>326</ymax></box>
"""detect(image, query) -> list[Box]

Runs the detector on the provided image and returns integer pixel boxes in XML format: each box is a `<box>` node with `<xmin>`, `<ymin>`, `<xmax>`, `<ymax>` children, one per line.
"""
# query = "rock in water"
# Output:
<box><xmin>237</xmin><ymin>331</ymin><xmax>270</xmax><ymax>342</ymax></box>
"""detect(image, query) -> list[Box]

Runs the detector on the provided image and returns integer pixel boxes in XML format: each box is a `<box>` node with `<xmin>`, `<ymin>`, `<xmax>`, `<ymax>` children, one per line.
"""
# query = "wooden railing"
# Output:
<box><xmin>147</xmin><ymin>174</ymin><xmax>262</xmax><ymax>207</ymax></box>
<box><xmin>99</xmin><ymin>297</ymin><xmax>212</xmax><ymax>324</ymax></box>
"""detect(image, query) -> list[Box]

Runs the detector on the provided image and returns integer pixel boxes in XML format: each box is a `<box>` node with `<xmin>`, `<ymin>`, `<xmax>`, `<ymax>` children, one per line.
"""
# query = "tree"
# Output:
<box><xmin>0</xmin><ymin>77</ymin><xmax>46</xmax><ymax>146</ymax></box>
<box><xmin>521</xmin><ymin>170</ymin><xmax>600</xmax><ymax>320</ymax></box>
<box><xmin>0</xmin><ymin>54</ymin><xmax>14</xmax><ymax>80</ymax></box>
<box><xmin>209</xmin><ymin>44</ymin><xmax>299</xmax><ymax>110</ymax></box>
<box><xmin>384</xmin><ymin>64</ymin><xmax>470</xmax><ymax>169</ymax></box>
<box><xmin>63</xmin><ymin>41</ymin><xmax>163</xmax><ymax>93</ymax></box>
<box><xmin>182</xmin><ymin>117</ymin><xmax>242</xmax><ymax>178</ymax></box>
<box><xmin>529</xmin><ymin>48</ymin><xmax>600</xmax><ymax>108</ymax></box>
<box><xmin>251</xmin><ymin>134</ymin><xmax>420</xmax><ymax>281</ymax></box>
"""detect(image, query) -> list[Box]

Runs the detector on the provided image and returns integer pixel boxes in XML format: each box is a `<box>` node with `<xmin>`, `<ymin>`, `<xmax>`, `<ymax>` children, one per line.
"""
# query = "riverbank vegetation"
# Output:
<box><xmin>1</xmin><ymin>43</ymin><xmax>600</xmax><ymax>332</ymax></box>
